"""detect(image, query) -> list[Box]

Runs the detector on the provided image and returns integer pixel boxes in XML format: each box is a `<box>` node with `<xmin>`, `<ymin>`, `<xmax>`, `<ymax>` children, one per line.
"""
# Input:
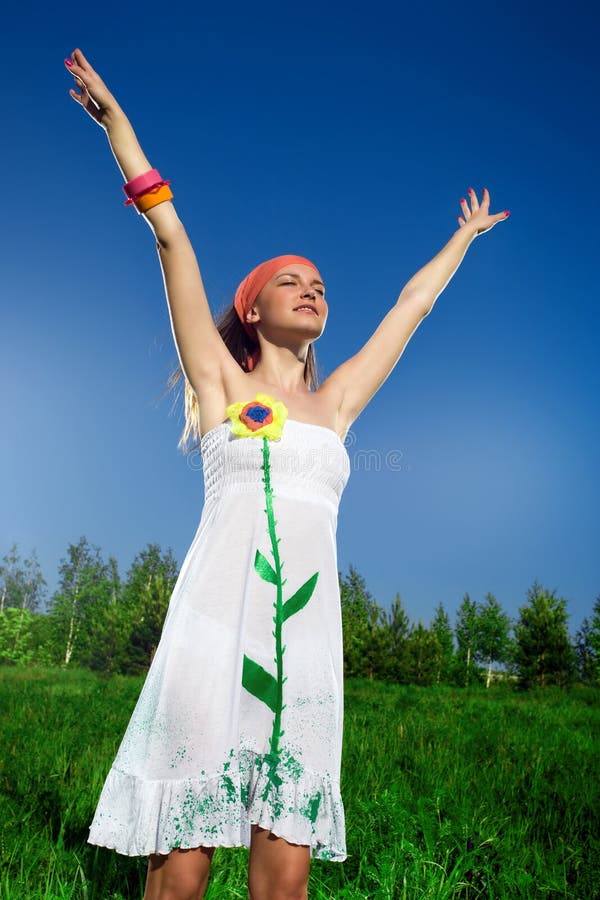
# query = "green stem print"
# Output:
<box><xmin>242</xmin><ymin>435</ymin><xmax>319</xmax><ymax>800</ymax></box>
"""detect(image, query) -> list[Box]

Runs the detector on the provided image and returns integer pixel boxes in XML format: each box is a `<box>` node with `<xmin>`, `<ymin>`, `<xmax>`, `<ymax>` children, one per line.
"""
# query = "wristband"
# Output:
<box><xmin>134</xmin><ymin>183</ymin><xmax>174</xmax><ymax>214</ymax></box>
<box><xmin>124</xmin><ymin>179</ymin><xmax>172</xmax><ymax>206</ymax></box>
<box><xmin>123</xmin><ymin>168</ymin><xmax>164</xmax><ymax>204</ymax></box>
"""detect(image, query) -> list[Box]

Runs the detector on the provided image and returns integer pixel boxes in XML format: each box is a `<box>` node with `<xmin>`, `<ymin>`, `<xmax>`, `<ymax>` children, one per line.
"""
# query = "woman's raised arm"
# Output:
<box><xmin>321</xmin><ymin>188</ymin><xmax>510</xmax><ymax>429</ymax></box>
<box><xmin>64</xmin><ymin>48</ymin><xmax>233</xmax><ymax>395</ymax></box>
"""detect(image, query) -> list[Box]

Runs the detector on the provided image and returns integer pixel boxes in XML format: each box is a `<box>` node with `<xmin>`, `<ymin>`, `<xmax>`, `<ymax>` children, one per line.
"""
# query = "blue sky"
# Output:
<box><xmin>2</xmin><ymin>0</ymin><xmax>598</xmax><ymax>634</ymax></box>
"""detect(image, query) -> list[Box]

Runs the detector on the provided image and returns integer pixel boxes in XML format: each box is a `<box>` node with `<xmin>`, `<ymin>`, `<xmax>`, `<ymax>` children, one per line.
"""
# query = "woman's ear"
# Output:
<box><xmin>246</xmin><ymin>306</ymin><xmax>260</xmax><ymax>326</ymax></box>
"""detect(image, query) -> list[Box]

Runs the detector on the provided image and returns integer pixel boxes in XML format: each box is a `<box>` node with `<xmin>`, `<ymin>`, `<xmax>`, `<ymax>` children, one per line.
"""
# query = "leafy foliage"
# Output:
<box><xmin>454</xmin><ymin>594</ymin><xmax>483</xmax><ymax>686</ymax></box>
<box><xmin>513</xmin><ymin>581</ymin><xmax>577</xmax><ymax>688</ymax></box>
<box><xmin>431</xmin><ymin>602</ymin><xmax>454</xmax><ymax>684</ymax></box>
<box><xmin>0</xmin><ymin>608</ymin><xmax>36</xmax><ymax>665</ymax></box>
<box><xmin>0</xmin><ymin>543</ymin><xmax>47</xmax><ymax>612</ymax></box>
<box><xmin>1</xmin><ymin>540</ymin><xmax>594</xmax><ymax>691</ymax></box>
<box><xmin>476</xmin><ymin>593</ymin><xmax>512</xmax><ymax>687</ymax></box>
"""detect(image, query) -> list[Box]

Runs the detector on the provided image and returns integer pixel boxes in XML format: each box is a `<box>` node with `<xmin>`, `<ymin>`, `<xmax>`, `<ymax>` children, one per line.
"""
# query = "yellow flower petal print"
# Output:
<box><xmin>226</xmin><ymin>393</ymin><xmax>288</xmax><ymax>440</ymax></box>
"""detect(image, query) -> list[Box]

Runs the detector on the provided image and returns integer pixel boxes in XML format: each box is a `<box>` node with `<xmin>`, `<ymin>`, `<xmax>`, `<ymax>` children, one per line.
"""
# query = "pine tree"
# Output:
<box><xmin>364</xmin><ymin>601</ymin><xmax>395</xmax><ymax>681</ymax></box>
<box><xmin>404</xmin><ymin>622</ymin><xmax>441</xmax><ymax>686</ymax></box>
<box><xmin>513</xmin><ymin>581</ymin><xmax>576</xmax><ymax>688</ymax></box>
<box><xmin>382</xmin><ymin>593</ymin><xmax>411</xmax><ymax>682</ymax></box>
<box><xmin>575</xmin><ymin>595</ymin><xmax>600</xmax><ymax>684</ymax></box>
<box><xmin>120</xmin><ymin>543</ymin><xmax>180</xmax><ymax>674</ymax></box>
<box><xmin>79</xmin><ymin>554</ymin><xmax>129</xmax><ymax>673</ymax></box>
<box><xmin>574</xmin><ymin>617</ymin><xmax>597</xmax><ymax>684</ymax></box>
<box><xmin>340</xmin><ymin>564</ymin><xmax>378</xmax><ymax>678</ymax></box>
<box><xmin>431</xmin><ymin>603</ymin><xmax>454</xmax><ymax>684</ymax></box>
<box><xmin>588</xmin><ymin>595</ymin><xmax>600</xmax><ymax>683</ymax></box>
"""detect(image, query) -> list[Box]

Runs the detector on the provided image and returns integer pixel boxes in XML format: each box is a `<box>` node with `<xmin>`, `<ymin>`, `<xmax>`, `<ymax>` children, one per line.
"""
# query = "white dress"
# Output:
<box><xmin>88</xmin><ymin>415</ymin><xmax>351</xmax><ymax>861</ymax></box>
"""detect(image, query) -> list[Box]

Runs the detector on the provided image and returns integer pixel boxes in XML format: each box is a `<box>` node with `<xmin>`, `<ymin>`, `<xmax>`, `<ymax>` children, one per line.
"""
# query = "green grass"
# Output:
<box><xmin>0</xmin><ymin>668</ymin><xmax>598</xmax><ymax>898</ymax></box>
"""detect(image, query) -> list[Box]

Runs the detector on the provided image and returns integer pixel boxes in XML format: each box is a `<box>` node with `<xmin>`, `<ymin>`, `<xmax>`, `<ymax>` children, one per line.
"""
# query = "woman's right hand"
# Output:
<box><xmin>64</xmin><ymin>48</ymin><xmax>122</xmax><ymax>130</ymax></box>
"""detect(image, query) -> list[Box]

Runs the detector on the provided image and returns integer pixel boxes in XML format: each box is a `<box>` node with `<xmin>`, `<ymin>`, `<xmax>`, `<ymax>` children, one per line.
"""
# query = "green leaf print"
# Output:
<box><xmin>282</xmin><ymin>572</ymin><xmax>319</xmax><ymax>622</ymax></box>
<box><xmin>254</xmin><ymin>549</ymin><xmax>278</xmax><ymax>583</ymax></box>
<box><xmin>242</xmin><ymin>655</ymin><xmax>278</xmax><ymax>713</ymax></box>
<box><xmin>242</xmin><ymin>434</ymin><xmax>320</xmax><ymax>802</ymax></box>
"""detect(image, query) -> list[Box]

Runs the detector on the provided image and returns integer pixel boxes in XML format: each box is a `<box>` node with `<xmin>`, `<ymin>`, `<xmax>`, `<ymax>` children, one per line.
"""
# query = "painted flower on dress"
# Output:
<box><xmin>226</xmin><ymin>392</ymin><xmax>288</xmax><ymax>441</ymax></box>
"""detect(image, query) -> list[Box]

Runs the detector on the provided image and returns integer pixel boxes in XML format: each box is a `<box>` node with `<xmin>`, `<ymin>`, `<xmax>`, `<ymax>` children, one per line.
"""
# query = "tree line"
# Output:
<box><xmin>1</xmin><ymin>540</ymin><xmax>598</xmax><ymax>689</ymax></box>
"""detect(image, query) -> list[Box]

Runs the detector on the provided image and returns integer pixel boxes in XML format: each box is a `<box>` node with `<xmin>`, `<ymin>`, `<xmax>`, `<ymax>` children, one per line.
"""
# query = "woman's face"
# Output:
<box><xmin>248</xmin><ymin>264</ymin><xmax>328</xmax><ymax>339</ymax></box>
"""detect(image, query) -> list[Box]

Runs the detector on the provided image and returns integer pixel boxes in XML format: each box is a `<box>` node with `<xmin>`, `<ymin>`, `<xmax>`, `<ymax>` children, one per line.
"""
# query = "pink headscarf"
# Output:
<box><xmin>234</xmin><ymin>254</ymin><xmax>320</xmax><ymax>371</ymax></box>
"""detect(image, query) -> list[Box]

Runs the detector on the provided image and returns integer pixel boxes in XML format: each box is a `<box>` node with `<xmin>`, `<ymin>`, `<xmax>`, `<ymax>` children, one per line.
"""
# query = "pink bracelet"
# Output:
<box><xmin>123</xmin><ymin>168</ymin><xmax>164</xmax><ymax>203</ymax></box>
<box><xmin>124</xmin><ymin>179</ymin><xmax>172</xmax><ymax>206</ymax></box>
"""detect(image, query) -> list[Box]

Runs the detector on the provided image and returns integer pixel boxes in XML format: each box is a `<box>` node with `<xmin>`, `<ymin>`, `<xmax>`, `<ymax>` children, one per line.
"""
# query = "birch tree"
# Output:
<box><xmin>454</xmin><ymin>594</ymin><xmax>481</xmax><ymax>686</ymax></box>
<box><xmin>476</xmin><ymin>593</ymin><xmax>512</xmax><ymax>687</ymax></box>
<box><xmin>48</xmin><ymin>536</ymin><xmax>110</xmax><ymax>666</ymax></box>
<box><xmin>0</xmin><ymin>545</ymin><xmax>46</xmax><ymax>612</ymax></box>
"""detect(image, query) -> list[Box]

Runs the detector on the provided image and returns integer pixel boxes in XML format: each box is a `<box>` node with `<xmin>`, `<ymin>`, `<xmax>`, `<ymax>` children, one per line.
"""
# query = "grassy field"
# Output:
<box><xmin>0</xmin><ymin>668</ymin><xmax>598</xmax><ymax>899</ymax></box>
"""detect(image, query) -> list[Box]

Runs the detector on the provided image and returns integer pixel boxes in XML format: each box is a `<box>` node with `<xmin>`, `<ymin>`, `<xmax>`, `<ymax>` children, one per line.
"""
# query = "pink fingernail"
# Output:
<box><xmin>468</xmin><ymin>187</ymin><xmax>474</xmax><ymax>194</ymax></box>
<box><xmin>65</xmin><ymin>58</ymin><xmax>73</xmax><ymax>67</ymax></box>
<box><xmin>504</xmin><ymin>210</ymin><xmax>510</xmax><ymax>217</ymax></box>
<box><xmin>460</xmin><ymin>198</ymin><xmax>466</xmax><ymax>203</ymax></box>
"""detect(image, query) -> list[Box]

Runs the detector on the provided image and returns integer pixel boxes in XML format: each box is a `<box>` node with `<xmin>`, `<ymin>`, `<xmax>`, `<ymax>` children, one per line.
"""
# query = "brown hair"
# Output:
<box><xmin>163</xmin><ymin>300</ymin><xmax>322</xmax><ymax>456</ymax></box>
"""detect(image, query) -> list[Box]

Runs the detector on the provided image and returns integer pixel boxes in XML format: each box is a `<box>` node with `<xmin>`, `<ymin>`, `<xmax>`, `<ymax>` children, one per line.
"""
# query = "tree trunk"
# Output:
<box><xmin>64</xmin><ymin>612</ymin><xmax>76</xmax><ymax>666</ymax></box>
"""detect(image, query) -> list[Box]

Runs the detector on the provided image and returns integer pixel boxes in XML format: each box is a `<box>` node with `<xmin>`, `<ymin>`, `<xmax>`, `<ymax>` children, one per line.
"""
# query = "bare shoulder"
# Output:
<box><xmin>193</xmin><ymin>352</ymin><xmax>350</xmax><ymax>442</ymax></box>
<box><xmin>312</xmin><ymin>374</ymin><xmax>351</xmax><ymax>441</ymax></box>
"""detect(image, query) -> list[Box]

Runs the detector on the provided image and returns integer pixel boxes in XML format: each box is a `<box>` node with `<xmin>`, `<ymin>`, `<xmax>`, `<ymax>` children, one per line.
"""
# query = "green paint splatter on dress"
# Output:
<box><xmin>281</xmin><ymin>748</ymin><xmax>304</xmax><ymax>781</ymax></box>
<box><xmin>220</xmin><ymin>775</ymin><xmax>237</xmax><ymax>803</ymax></box>
<box><xmin>301</xmin><ymin>791</ymin><xmax>322</xmax><ymax>824</ymax></box>
<box><xmin>169</xmin><ymin>745</ymin><xmax>188</xmax><ymax>769</ymax></box>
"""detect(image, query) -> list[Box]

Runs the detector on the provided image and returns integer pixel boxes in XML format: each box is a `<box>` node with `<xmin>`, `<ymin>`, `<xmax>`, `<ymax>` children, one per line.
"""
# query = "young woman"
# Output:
<box><xmin>64</xmin><ymin>47</ymin><xmax>508</xmax><ymax>900</ymax></box>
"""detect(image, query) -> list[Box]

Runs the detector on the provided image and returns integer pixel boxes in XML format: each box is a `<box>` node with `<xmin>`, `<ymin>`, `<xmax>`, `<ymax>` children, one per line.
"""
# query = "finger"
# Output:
<box><xmin>70</xmin><ymin>72</ymin><xmax>90</xmax><ymax>96</ymax></box>
<box><xmin>487</xmin><ymin>210</ymin><xmax>510</xmax><ymax>224</ymax></box>
<box><xmin>481</xmin><ymin>186</ymin><xmax>491</xmax><ymax>208</ymax></box>
<box><xmin>467</xmin><ymin>187</ymin><xmax>479</xmax><ymax>212</ymax></box>
<box><xmin>64</xmin><ymin>51</ymin><xmax>81</xmax><ymax>71</ymax></box>
<box><xmin>458</xmin><ymin>216</ymin><xmax>466</xmax><ymax>227</ymax></box>
<box><xmin>459</xmin><ymin>197</ymin><xmax>471</xmax><ymax>220</ymax></box>
<box><xmin>72</xmin><ymin>48</ymin><xmax>92</xmax><ymax>71</ymax></box>
<box><xmin>65</xmin><ymin>57</ymin><xmax>84</xmax><ymax>82</ymax></box>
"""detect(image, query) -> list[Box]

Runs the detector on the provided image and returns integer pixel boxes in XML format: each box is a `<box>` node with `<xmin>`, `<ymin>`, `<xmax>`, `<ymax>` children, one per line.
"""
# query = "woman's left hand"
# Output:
<box><xmin>458</xmin><ymin>187</ymin><xmax>510</xmax><ymax>235</ymax></box>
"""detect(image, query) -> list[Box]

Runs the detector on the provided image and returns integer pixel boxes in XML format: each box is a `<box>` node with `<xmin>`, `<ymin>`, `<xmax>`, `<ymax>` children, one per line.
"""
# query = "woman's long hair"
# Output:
<box><xmin>164</xmin><ymin>300</ymin><xmax>322</xmax><ymax>456</ymax></box>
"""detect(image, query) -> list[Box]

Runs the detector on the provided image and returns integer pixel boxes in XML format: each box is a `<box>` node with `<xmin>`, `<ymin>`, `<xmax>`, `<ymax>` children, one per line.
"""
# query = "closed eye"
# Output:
<box><xmin>280</xmin><ymin>281</ymin><xmax>325</xmax><ymax>296</ymax></box>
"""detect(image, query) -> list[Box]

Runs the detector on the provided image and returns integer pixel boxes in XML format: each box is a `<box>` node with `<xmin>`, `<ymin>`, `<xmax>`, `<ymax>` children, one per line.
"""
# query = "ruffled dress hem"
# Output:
<box><xmin>87</xmin><ymin>749</ymin><xmax>346</xmax><ymax>862</ymax></box>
